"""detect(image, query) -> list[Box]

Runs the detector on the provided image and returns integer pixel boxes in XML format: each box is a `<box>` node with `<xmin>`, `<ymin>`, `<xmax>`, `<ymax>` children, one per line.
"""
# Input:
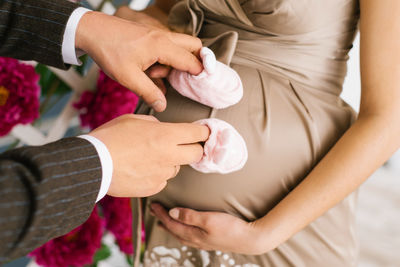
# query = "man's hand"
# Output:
<box><xmin>89</xmin><ymin>114</ymin><xmax>210</xmax><ymax>197</ymax></box>
<box><xmin>114</xmin><ymin>5</ymin><xmax>169</xmax><ymax>31</ymax></box>
<box><xmin>75</xmin><ymin>11</ymin><xmax>203</xmax><ymax>112</ymax></box>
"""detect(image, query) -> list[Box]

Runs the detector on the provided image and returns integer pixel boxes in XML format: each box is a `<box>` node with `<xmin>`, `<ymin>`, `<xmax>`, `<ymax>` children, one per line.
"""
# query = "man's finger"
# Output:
<box><xmin>174</xmin><ymin>143</ymin><xmax>204</xmax><ymax>165</ymax></box>
<box><xmin>151</xmin><ymin>78</ymin><xmax>167</xmax><ymax>95</ymax></box>
<box><xmin>156</xmin><ymin>40</ymin><xmax>203</xmax><ymax>75</ymax></box>
<box><xmin>125</xmin><ymin>68</ymin><xmax>167</xmax><ymax>112</ymax></box>
<box><xmin>148</xmin><ymin>181</ymin><xmax>168</xmax><ymax>196</ymax></box>
<box><xmin>166</xmin><ymin>165</ymin><xmax>180</xmax><ymax>180</ymax></box>
<box><xmin>166</xmin><ymin>123</ymin><xmax>210</xmax><ymax>144</ymax></box>
<box><xmin>168</xmin><ymin>32</ymin><xmax>202</xmax><ymax>57</ymax></box>
<box><xmin>146</xmin><ymin>64</ymin><xmax>171</xmax><ymax>78</ymax></box>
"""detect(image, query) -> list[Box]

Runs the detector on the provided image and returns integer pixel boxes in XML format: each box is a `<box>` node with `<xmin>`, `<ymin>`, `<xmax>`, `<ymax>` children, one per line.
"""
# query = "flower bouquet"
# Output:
<box><xmin>0</xmin><ymin>52</ymin><xmax>141</xmax><ymax>267</ymax></box>
<box><xmin>0</xmin><ymin>1</ymin><xmax>150</xmax><ymax>266</ymax></box>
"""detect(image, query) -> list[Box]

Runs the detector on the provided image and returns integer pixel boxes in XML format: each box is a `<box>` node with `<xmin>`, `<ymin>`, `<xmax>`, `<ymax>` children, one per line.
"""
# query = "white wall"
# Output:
<box><xmin>342</xmin><ymin>34</ymin><xmax>400</xmax><ymax>168</ymax></box>
<box><xmin>341</xmin><ymin>33</ymin><xmax>361</xmax><ymax>112</ymax></box>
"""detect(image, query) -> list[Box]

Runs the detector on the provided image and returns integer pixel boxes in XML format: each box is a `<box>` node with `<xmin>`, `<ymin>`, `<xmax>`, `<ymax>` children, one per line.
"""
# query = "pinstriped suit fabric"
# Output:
<box><xmin>0</xmin><ymin>138</ymin><xmax>102</xmax><ymax>265</ymax></box>
<box><xmin>0</xmin><ymin>0</ymin><xmax>79</xmax><ymax>69</ymax></box>
<box><xmin>0</xmin><ymin>1</ymin><xmax>105</xmax><ymax>265</ymax></box>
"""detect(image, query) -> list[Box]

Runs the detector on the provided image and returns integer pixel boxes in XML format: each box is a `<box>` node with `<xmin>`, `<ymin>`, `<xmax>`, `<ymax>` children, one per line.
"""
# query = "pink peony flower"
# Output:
<box><xmin>100</xmin><ymin>196</ymin><xmax>133</xmax><ymax>254</ymax></box>
<box><xmin>74</xmin><ymin>71</ymin><xmax>139</xmax><ymax>130</ymax></box>
<box><xmin>29</xmin><ymin>207</ymin><xmax>104</xmax><ymax>267</ymax></box>
<box><xmin>0</xmin><ymin>57</ymin><xmax>40</xmax><ymax>136</ymax></box>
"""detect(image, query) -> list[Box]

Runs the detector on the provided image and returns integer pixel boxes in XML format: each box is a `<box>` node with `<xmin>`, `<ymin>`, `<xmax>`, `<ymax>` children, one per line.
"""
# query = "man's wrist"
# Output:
<box><xmin>75</xmin><ymin>10</ymin><xmax>105</xmax><ymax>55</ymax></box>
<box><xmin>62</xmin><ymin>7</ymin><xmax>92</xmax><ymax>65</ymax></box>
<box><xmin>78</xmin><ymin>135</ymin><xmax>113</xmax><ymax>202</ymax></box>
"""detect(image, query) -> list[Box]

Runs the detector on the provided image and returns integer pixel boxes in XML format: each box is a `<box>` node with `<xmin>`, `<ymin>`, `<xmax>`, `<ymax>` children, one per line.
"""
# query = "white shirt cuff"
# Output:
<box><xmin>78</xmin><ymin>135</ymin><xmax>113</xmax><ymax>202</ymax></box>
<box><xmin>62</xmin><ymin>7</ymin><xmax>92</xmax><ymax>65</ymax></box>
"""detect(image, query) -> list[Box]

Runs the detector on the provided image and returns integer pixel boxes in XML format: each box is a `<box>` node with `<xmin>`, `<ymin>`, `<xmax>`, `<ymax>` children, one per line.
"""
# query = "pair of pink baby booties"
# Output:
<box><xmin>168</xmin><ymin>47</ymin><xmax>248</xmax><ymax>174</ymax></box>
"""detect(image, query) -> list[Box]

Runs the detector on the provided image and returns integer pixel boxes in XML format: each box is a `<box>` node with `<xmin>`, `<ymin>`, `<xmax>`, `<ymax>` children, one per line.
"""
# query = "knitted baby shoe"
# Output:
<box><xmin>168</xmin><ymin>47</ymin><xmax>243</xmax><ymax>109</ymax></box>
<box><xmin>190</xmin><ymin>118</ymin><xmax>248</xmax><ymax>174</ymax></box>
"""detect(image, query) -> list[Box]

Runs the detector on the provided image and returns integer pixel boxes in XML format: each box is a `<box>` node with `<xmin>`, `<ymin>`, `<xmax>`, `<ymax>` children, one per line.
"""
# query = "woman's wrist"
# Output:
<box><xmin>244</xmin><ymin>220</ymin><xmax>272</xmax><ymax>255</ymax></box>
<box><xmin>247</xmin><ymin>216</ymin><xmax>287</xmax><ymax>255</ymax></box>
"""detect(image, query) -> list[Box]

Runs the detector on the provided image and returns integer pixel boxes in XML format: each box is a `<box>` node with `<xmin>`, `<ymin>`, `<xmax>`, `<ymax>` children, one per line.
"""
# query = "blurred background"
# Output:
<box><xmin>2</xmin><ymin>0</ymin><xmax>399</xmax><ymax>266</ymax></box>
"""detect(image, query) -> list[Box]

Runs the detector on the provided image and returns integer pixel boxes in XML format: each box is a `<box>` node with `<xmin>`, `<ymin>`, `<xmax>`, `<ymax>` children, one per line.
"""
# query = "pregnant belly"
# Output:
<box><xmin>140</xmin><ymin>65</ymin><xmax>349</xmax><ymax>221</ymax></box>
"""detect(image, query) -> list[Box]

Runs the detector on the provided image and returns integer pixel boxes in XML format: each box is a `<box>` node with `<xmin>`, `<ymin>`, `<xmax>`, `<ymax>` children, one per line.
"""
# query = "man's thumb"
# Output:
<box><xmin>128</xmin><ymin>69</ymin><xmax>167</xmax><ymax>112</ymax></box>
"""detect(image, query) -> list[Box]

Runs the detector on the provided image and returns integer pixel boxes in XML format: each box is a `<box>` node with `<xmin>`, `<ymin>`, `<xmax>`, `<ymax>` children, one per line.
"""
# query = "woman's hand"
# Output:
<box><xmin>150</xmin><ymin>203</ymin><xmax>266</xmax><ymax>255</ymax></box>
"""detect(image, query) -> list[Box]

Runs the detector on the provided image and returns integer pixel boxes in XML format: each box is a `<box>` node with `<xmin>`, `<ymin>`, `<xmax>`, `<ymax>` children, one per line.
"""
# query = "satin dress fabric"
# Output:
<box><xmin>135</xmin><ymin>0</ymin><xmax>360</xmax><ymax>266</ymax></box>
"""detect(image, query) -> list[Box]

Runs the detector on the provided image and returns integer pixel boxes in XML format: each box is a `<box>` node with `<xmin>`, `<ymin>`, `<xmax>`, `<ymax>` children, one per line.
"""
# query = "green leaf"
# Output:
<box><xmin>35</xmin><ymin>64</ymin><xmax>72</xmax><ymax>96</ymax></box>
<box><xmin>35</xmin><ymin>64</ymin><xmax>53</xmax><ymax>94</ymax></box>
<box><xmin>75</xmin><ymin>54</ymin><xmax>90</xmax><ymax>76</ymax></box>
<box><xmin>93</xmin><ymin>243</ymin><xmax>112</xmax><ymax>263</ymax></box>
<box><xmin>126</xmin><ymin>254</ymin><xmax>133</xmax><ymax>266</ymax></box>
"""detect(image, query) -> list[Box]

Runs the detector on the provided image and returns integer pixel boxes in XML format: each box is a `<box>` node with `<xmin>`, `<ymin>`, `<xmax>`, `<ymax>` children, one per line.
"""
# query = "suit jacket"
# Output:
<box><xmin>0</xmin><ymin>0</ymin><xmax>79</xmax><ymax>69</ymax></box>
<box><xmin>0</xmin><ymin>1</ymin><xmax>103</xmax><ymax>264</ymax></box>
<box><xmin>0</xmin><ymin>138</ymin><xmax>102</xmax><ymax>265</ymax></box>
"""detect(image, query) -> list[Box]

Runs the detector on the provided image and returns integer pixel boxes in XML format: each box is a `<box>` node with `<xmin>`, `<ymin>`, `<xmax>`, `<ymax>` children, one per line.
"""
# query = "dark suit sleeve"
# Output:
<box><xmin>0</xmin><ymin>137</ymin><xmax>102</xmax><ymax>265</ymax></box>
<box><xmin>0</xmin><ymin>0</ymin><xmax>80</xmax><ymax>69</ymax></box>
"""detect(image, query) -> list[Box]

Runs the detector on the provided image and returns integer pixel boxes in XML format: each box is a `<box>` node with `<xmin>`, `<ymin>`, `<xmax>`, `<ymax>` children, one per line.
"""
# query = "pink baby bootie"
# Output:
<box><xmin>191</xmin><ymin>118</ymin><xmax>248</xmax><ymax>174</ymax></box>
<box><xmin>168</xmin><ymin>47</ymin><xmax>243</xmax><ymax>109</ymax></box>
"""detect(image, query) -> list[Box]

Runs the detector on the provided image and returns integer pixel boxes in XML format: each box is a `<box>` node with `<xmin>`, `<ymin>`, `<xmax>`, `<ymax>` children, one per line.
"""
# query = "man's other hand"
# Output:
<box><xmin>89</xmin><ymin>114</ymin><xmax>210</xmax><ymax>197</ymax></box>
<box><xmin>75</xmin><ymin>11</ymin><xmax>203</xmax><ymax>112</ymax></box>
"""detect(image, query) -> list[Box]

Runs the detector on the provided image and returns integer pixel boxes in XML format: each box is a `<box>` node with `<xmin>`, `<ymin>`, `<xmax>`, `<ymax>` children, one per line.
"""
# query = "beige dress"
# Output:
<box><xmin>135</xmin><ymin>0</ymin><xmax>360</xmax><ymax>266</ymax></box>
